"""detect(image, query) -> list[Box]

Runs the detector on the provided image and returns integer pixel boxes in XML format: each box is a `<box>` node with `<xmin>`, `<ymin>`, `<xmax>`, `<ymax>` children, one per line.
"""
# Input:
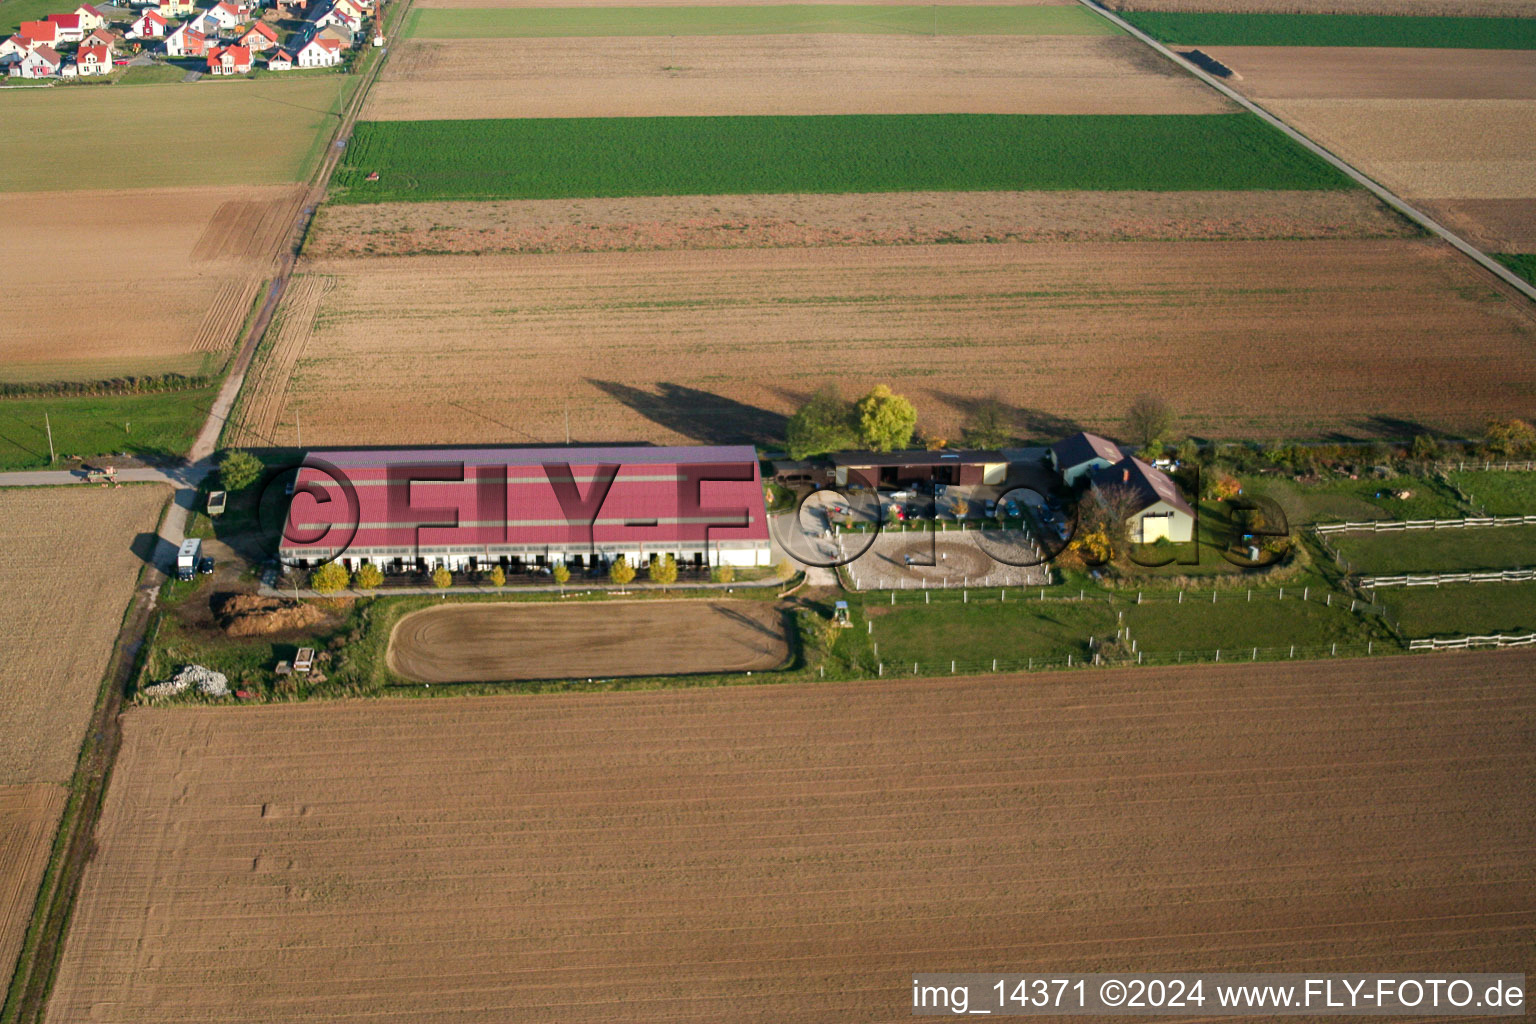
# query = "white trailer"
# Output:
<box><xmin>176</xmin><ymin>538</ymin><xmax>202</xmax><ymax>580</ymax></box>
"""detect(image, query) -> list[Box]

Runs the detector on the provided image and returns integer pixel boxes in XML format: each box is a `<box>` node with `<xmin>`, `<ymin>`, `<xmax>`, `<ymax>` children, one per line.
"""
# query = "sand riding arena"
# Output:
<box><xmin>839</xmin><ymin>526</ymin><xmax>1052</xmax><ymax>590</ymax></box>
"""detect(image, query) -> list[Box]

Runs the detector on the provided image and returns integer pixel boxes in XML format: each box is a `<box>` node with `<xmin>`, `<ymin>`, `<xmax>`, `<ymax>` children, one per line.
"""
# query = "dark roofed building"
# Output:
<box><xmin>828</xmin><ymin>449</ymin><xmax>1010</xmax><ymax>488</ymax></box>
<box><xmin>1088</xmin><ymin>456</ymin><xmax>1196</xmax><ymax>544</ymax></box>
<box><xmin>1049</xmin><ymin>431</ymin><xmax>1125</xmax><ymax>486</ymax></box>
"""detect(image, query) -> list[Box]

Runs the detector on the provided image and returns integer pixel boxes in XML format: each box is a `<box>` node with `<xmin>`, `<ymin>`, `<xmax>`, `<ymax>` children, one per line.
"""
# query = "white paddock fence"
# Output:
<box><xmin>1362</xmin><ymin>567</ymin><xmax>1536</xmax><ymax>589</ymax></box>
<box><xmin>1314</xmin><ymin>514</ymin><xmax>1536</xmax><ymax>535</ymax></box>
<box><xmin>1409</xmin><ymin>632</ymin><xmax>1536</xmax><ymax>651</ymax></box>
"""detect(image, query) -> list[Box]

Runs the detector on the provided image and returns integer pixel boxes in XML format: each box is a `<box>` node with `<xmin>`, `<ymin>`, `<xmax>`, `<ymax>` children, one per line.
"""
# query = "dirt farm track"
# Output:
<box><xmin>388</xmin><ymin>600</ymin><xmax>790</xmax><ymax>682</ymax></box>
<box><xmin>46</xmin><ymin>651</ymin><xmax>1536</xmax><ymax>1023</ymax></box>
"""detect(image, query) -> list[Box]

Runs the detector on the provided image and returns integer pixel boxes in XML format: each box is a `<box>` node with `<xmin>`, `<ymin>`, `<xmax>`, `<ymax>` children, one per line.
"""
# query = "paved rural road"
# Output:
<box><xmin>1079</xmin><ymin>0</ymin><xmax>1536</xmax><ymax>304</ymax></box>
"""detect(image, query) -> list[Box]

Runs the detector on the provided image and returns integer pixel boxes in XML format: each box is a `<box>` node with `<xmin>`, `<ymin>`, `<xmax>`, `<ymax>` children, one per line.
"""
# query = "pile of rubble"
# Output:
<box><xmin>142</xmin><ymin>664</ymin><xmax>230</xmax><ymax>699</ymax></box>
<box><xmin>217</xmin><ymin>594</ymin><xmax>326</xmax><ymax>637</ymax></box>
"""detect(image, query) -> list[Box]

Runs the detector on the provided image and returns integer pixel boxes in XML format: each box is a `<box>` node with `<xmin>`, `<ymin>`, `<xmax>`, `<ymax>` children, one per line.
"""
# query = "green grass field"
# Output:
<box><xmin>1383</xmin><ymin>581</ymin><xmax>1536</xmax><ymax>638</ymax></box>
<box><xmin>1246</xmin><ymin>474</ymin><xmax>1467</xmax><ymax>526</ymax></box>
<box><xmin>0</xmin><ymin>0</ymin><xmax>59</xmax><ymax>37</ymax></box>
<box><xmin>0</xmin><ymin>77</ymin><xmax>356</xmax><ymax>191</ymax></box>
<box><xmin>1446</xmin><ymin>471</ymin><xmax>1536</xmax><ymax>516</ymax></box>
<box><xmin>117</xmin><ymin>63</ymin><xmax>192</xmax><ymax>86</ymax></box>
<box><xmin>1495</xmin><ymin>254</ymin><xmax>1536</xmax><ymax>287</ymax></box>
<box><xmin>0</xmin><ymin>388</ymin><xmax>216</xmax><ymax>470</ymax></box>
<box><xmin>1332</xmin><ymin>526</ymin><xmax>1536</xmax><ymax>575</ymax></box>
<box><xmin>332</xmin><ymin>113</ymin><xmax>1352</xmax><ymax>203</ymax></box>
<box><xmin>404</xmin><ymin>4</ymin><xmax>1117</xmax><ymax>38</ymax></box>
<box><xmin>1119</xmin><ymin>12</ymin><xmax>1536</xmax><ymax>49</ymax></box>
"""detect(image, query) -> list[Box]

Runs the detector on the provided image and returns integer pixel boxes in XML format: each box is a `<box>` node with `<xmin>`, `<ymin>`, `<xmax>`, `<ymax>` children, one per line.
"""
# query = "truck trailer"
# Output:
<box><xmin>176</xmin><ymin>538</ymin><xmax>202</xmax><ymax>581</ymax></box>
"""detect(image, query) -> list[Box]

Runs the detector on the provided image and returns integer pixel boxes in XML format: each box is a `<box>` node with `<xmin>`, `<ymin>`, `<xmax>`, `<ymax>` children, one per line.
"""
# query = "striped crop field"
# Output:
<box><xmin>403</xmin><ymin>4</ymin><xmax>1119</xmax><ymax>38</ymax></box>
<box><xmin>331</xmin><ymin>113</ymin><xmax>1353</xmax><ymax>202</ymax></box>
<box><xmin>1119</xmin><ymin>12</ymin><xmax>1536</xmax><ymax>48</ymax></box>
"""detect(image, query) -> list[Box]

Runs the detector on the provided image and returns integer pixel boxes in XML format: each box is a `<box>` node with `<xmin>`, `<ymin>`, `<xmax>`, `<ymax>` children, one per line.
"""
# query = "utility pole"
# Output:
<box><xmin>44</xmin><ymin>412</ymin><xmax>55</xmax><ymax>465</ymax></box>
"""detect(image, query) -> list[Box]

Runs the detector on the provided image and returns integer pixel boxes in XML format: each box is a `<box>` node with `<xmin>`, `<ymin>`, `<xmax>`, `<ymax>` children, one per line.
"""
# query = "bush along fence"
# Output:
<box><xmin>0</xmin><ymin>372</ymin><xmax>214</xmax><ymax>399</ymax></box>
<box><xmin>1361</xmin><ymin>567</ymin><xmax>1536</xmax><ymax>589</ymax></box>
<box><xmin>1313</xmin><ymin>514</ymin><xmax>1536</xmax><ymax>535</ymax></box>
<box><xmin>1408</xmin><ymin>632</ymin><xmax>1536</xmax><ymax>651</ymax></box>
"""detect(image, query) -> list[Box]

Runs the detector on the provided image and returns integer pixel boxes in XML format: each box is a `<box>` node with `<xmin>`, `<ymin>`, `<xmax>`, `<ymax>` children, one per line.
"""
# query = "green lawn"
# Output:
<box><xmin>332</xmin><ymin>113</ymin><xmax>1352</xmax><ymax>203</ymax></box>
<box><xmin>0</xmin><ymin>388</ymin><xmax>216</xmax><ymax>470</ymax></box>
<box><xmin>1383</xmin><ymin>581</ymin><xmax>1536</xmax><ymax>639</ymax></box>
<box><xmin>1332</xmin><ymin>526</ymin><xmax>1536</xmax><ymax>575</ymax></box>
<box><xmin>1446</xmin><ymin>470</ymin><xmax>1536</xmax><ymax>516</ymax></box>
<box><xmin>0</xmin><ymin>77</ymin><xmax>357</xmax><ymax>191</ymax></box>
<box><xmin>1125</xmin><ymin>589</ymin><xmax>1380</xmax><ymax>654</ymax></box>
<box><xmin>861</xmin><ymin>595</ymin><xmax>1115</xmax><ymax>671</ymax></box>
<box><xmin>1118</xmin><ymin>12</ymin><xmax>1536</xmax><ymax>49</ymax></box>
<box><xmin>118</xmin><ymin>63</ymin><xmax>191</xmax><ymax>86</ymax></box>
<box><xmin>1495</xmin><ymin>254</ymin><xmax>1536</xmax><ymax>287</ymax></box>
<box><xmin>0</xmin><ymin>0</ymin><xmax>58</xmax><ymax>37</ymax></box>
<box><xmin>1245</xmin><ymin>474</ymin><xmax>1467</xmax><ymax>526</ymax></box>
<box><xmin>405</xmin><ymin>4</ymin><xmax>1117</xmax><ymax>38</ymax></box>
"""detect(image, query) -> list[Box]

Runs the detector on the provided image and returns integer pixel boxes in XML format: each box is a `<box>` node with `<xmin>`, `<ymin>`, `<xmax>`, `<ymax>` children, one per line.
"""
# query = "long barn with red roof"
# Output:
<box><xmin>280</xmin><ymin>445</ymin><xmax>772</xmax><ymax>574</ymax></box>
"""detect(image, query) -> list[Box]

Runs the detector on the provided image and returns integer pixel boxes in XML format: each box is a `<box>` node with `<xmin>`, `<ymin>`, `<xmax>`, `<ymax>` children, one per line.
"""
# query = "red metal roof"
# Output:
<box><xmin>282</xmin><ymin>446</ymin><xmax>769</xmax><ymax>555</ymax></box>
<box><xmin>46</xmin><ymin>14</ymin><xmax>81</xmax><ymax>28</ymax></box>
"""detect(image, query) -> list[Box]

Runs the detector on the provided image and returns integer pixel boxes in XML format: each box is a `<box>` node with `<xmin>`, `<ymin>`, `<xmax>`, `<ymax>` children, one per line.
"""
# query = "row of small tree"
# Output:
<box><xmin>306</xmin><ymin>554</ymin><xmax>743</xmax><ymax>594</ymax></box>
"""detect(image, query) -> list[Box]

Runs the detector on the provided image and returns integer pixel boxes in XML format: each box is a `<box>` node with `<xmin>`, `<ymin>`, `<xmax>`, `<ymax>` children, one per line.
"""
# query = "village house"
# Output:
<box><xmin>82</xmin><ymin>25</ymin><xmax>113</xmax><ymax>46</ymax></box>
<box><xmin>201</xmin><ymin>1</ymin><xmax>249</xmax><ymax>32</ymax></box>
<box><xmin>0</xmin><ymin>34</ymin><xmax>31</xmax><ymax>62</ymax></box>
<box><xmin>274</xmin><ymin>0</ymin><xmax>306</xmax><ymax>16</ymax></box>
<box><xmin>17</xmin><ymin>20</ymin><xmax>59</xmax><ymax>47</ymax></box>
<box><xmin>294</xmin><ymin>34</ymin><xmax>339</xmax><ymax>66</ymax></box>
<box><xmin>331</xmin><ymin>0</ymin><xmax>366</xmax><ymax>21</ymax></box>
<box><xmin>309</xmin><ymin>2</ymin><xmax>358</xmax><ymax>34</ymax></box>
<box><xmin>75</xmin><ymin>42</ymin><xmax>112</xmax><ymax>74</ymax></box>
<box><xmin>315</xmin><ymin>21</ymin><xmax>351</xmax><ymax>46</ymax></box>
<box><xmin>128</xmin><ymin>8</ymin><xmax>168</xmax><ymax>37</ymax></box>
<box><xmin>74</xmin><ymin>5</ymin><xmax>109</xmax><ymax>32</ymax></box>
<box><xmin>236</xmin><ymin>19</ymin><xmax>277</xmax><ymax>50</ymax></box>
<box><xmin>265</xmin><ymin>46</ymin><xmax>293</xmax><ymax>68</ymax></box>
<box><xmin>12</xmin><ymin>43</ymin><xmax>62</xmax><ymax>77</ymax></box>
<box><xmin>1088</xmin><ymin>456</ymin><xmax>1197</xmax><ymax>545</ymax></box>
<box><xmin>43</xmin><ymin>14</ymin><xmax>86</xmax><ymax>43</ymax></box>
<box><xmin>1049</xmin><ymin>431</ymin><xmax>1126</xmax><ymax>487</ymax></box>
<box><xmin>164</xmin><ymin>21</ymin><xmax>206</xmax><ymax>55</ymax></box>
<box><xmin>156</xmin><ymin>0</ymin><xmax>196</xmax><ymax>18</ymax></box>
<box><xmin>206</xmin><ymin>42</ymin><xmax>250</xmax><ymax>72</ymax></box>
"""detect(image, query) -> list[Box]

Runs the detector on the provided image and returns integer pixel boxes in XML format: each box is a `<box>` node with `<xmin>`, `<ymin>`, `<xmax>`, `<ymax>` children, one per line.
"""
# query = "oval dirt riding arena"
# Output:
<box><xmin>388</xmin><ymin>600</ymin><xmax>790</xmax><ymax>683</ymax></box>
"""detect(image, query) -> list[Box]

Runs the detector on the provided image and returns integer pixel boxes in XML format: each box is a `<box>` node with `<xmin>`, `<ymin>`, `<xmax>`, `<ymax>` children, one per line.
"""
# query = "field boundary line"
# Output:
<box><xmin>1362</xmin><ymin>567</ymin><xmax>1536</xmax><ymax>588</ymax></box>
<box><xmin>1408</xmin><ymin>631</ymin><xmax>1536</xmax><ymax>651</ymax></box>
<box><xmin>1078</xmin><ymin>0</ymin><xmax>1536</xmax><ymax>306</ymax></box>
<box><xmin>1314</xmin><ymin>513</ymin><xmax>1536</xmax><ymax>534</ymax></box>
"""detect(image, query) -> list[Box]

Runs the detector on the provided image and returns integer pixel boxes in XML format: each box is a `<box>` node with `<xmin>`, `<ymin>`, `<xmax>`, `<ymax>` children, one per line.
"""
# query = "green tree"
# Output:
<box><xmin>1485</xmin><ymin>418</ymin><xmax>1536</xmax><ymax>457</ymax></box>
<box><xmin>218</xmin><ymin>448</ymin><xmax>263</xmax><ymax>491</ymax></box>
<box><xmin>960</xmin><ymin>398</ymin><xmax>1013</xmax><ymax>449</ymax></box>
<box><xmin>431</xmin><ymin>566</ymin><xmax>452</xmax><ymax>589</ymax></box>
<box><xmin>1125</xmin><ymin>394</ymin><xmax>1175</xmax><ymax>451</ymax></box>
<box><xmin>310</xmin><ymin>561</ymin><xmax>349</xmax><ymax>594</ymax></box>
<box><xmin>609</xmin><ymin>556</ymin><xmax>635</xmax><ymax>588</ymax></box>
<box><xmin>774</xmin><ymin>559</ymin><xmax>796</xmax><ymax>582</ymax></box>
<box><xmin>854</xmin><ymin>384</ymin><xmax>917</xmax><ymax>452</ymax></box>
<box><xmin>488</xmin><ymin>565</ymin><xmax>506</xmax><ymax>587</ymax></box>
<box><xmin>785</xmin><ymin>385</ymin><xmax>857</xmax><ymax>459</ymax></box>
<box><xmin>647</xmin><ymin>553</ymin><xmax>678</xmax><ymax>588</ymax></box>
<box><xmin>711</xmin><ymin>564</ymin><xmax>735</xmax><ymax>584</ymax></box>
<box><xmin>1410</xmin><ymin>433</ymin><xmax>1441</xmax><ymax>461</ymax></box>
<box><xmin>353</xmin><ymin>563</ymin><xmax>383</xmax><ymax>590</ymax></box>
<box><xmin>552</xmin><ymin>562</ymin><xmax>570</xmax><ymax>588</ymax></box>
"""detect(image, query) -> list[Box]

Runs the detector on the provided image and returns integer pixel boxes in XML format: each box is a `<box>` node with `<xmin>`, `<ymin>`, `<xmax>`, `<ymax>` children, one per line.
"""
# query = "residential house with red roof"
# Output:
<box><xmin>76</xmin><ymin>42</ymin><xmax>112</xmax><ymax>74</ymax></box>
<box><xmin>74</xmin><ymin>5</ymin><xmax>108</xmax><ymax>32</ymax></box>
<box><xmin>17</xmin><ymin>21</ymin><xmax>58</xmax><ymax>46</ymax></box>
<box><xmin>0</xmin><ymin>34</ymin><xmax>31</xmax><ymax>63</ymax></box>
<box><xmin>81</xmin><ymin>25</ymin><xmax>113</xmax><ymax>46</ymax></box>
<box><xmin>294</xmin><ymin>34</ymin><xmax>339</xmax><ymax>66</ymax></box>
<box><xmin>236</xmin><ymin>19</ymin><xmax>277</xmax><ymax>50</ymax></box>
<box><xmin>156</xmin><ymin>0</ymin><xmax>196</xmax><ymax>18</ymax></box>
<box><xmin>44</xmin><ymin>14</ymin><xmax>85</xmax><ymax>43</ymax></box>
<box><xmin>315</xmin><ymin>21</ymin><xmax>352</xmax><ymax>47</ymax></box>
<box><xmin>128</xmin><ymin>8</ymin><xmax>168</xmax><ymax>37</ymax></box>
<box><xmin>164</xmin><ymin>21</ymin><xmax>206</xmax><ymax>55</ymax></box>
<box><xmin>1088</xmin><ymin>456</ymin><xmax>1197</xmax><ymax>544</ymax></box>
<box><xmin>202</xmin><ymin>0</ymin><xmax>249</xmax><ymax>31</ymax></box>
<box><xmin>265</xmin><ymin>46</ymin><xmax>293</xmax><ymax>69</ymax></box>
<box><xmin>11</xmin><ymin>44</ymin><xmax>62</xmax><ymax>77</ymax></box>
<box><xmin>205</xmin><ymin>42</ymin><xmax>250</xmax><ymax>72</ymax></box>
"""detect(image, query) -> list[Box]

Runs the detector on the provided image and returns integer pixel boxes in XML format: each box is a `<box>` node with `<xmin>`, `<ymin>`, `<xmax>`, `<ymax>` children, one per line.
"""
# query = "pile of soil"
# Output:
<box><xmin>216</xmin><ymin>594</ymin><xmax>326</xmax><ymax>638</ymax></box>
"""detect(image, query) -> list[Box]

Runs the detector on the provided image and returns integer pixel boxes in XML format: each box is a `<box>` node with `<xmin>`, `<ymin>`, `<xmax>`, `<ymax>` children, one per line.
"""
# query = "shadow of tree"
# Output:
<box><xmin>924</xmin><ymin>389</ymin><xmax>1084</xmax><ymax>445</ymax></box>
<box><xmin>586</xmin><ymin>380</ymin><xmax>788</xmax><ymax>447</ymax></box>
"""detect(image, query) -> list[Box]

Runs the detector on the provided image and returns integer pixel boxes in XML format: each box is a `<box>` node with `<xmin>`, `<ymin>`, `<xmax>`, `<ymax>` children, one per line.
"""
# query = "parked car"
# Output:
<box><xmin>197</xmin><ymin>557</ymin><xmax>215</xmax><ymax>575</ymax></box>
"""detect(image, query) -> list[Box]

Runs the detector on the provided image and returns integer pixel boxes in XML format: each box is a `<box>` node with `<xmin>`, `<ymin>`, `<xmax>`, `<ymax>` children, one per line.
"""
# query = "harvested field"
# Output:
<box><xmin>0</xmin><ymin>783</ymin><xmax>66</xmax><ymax>1001</ymax></box>
<box><xmin>389</xmin><ymin>600</ymin><xmax>789</xmax><ymax>682</ymax></box>
<box><xmin>0</xmin><ymin>486</ymin><xmax>167</xmax><ymax>786</ymax></box>
<box><xmin>228</xmin><ymin>274</ymin><xmax>331</xmax><ymax>448</ymax></box>
<box><xmin>47</xmin><ymin>652</ymin><xmax>1536</xmax><ymax>1023</ymax></box>
<box><xmin>1415</xmin><ymin>198</ymin><xmax>1536</xmax><ymax>252</ymax></box>
<box><xmin>1260</xmin><ymin>99</ymin><xmax>1536</xmax><ymax>199</ymax></box>
<box><xmin>405</xmin><ymin>3</ymin><xmax>1113</xmax><ymax>34</ymax></box>
<box><xmin>367</xmin><ymin>35</ymin><xmax>1228</xmax><ymax>119</ymax></box>
<box><xmin>241</xmin><ymin>239</ymin><xmax>1536</xmax><ymax>445</ymax></box>
<box><xmin>305</xmin><ymin>189</ymin><xmax>1413</xmax><ymax>258</ymax></box>
<box><xmin>1107</xmin><ymin>0</ymin><xmax>1530</xmax><ymax>13</ymax></box>
<box><xmin>0</xmin><ymin>78</ymin><xmax>355</xmax><ymax>192</ymax></box>
<box><xmin>0</xmin><ymin>188</ymin><xmax>298</xmax><ymax>381</ymax></box>
<box><xmin>1203</xmin><ymin>45</ymin><xmax>1536</xmax><ymax>100</ymax></box>
<box><xmin>423</xmin><ymin>0</ymin><xmax>1075</xmax><ymax>8</ymax></box>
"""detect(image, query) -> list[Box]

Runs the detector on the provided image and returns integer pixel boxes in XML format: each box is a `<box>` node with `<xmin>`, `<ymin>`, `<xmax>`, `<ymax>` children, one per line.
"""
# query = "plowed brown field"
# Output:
<box><xmin>1205</xmin><ymin>46</ymin><xmax>1536</xmax><ymax>100</ymax></box>
<box><xmin>0</xmin><ymin>187</ymin><xmax>300</xmax><ymax>381</ymax></box>
<box><xmin>238</xmin><ymin>239</ymin><xmax>1536</xmax><ymax>445</ymax></box>
<box><xmin>1415</xmin><ymin>198</ymin><xmax>1536</xmax><ymax>252</ymax></box>
<box><xmin>0</xmin><ymin>486</ymin><xmax>167</xmax><ymax>787</ymax></box>
<box><xmin>367</xmin><ymin>34</ymin><xmax>1229</xmax><ymax>118</ymax></box>
<box><xmin>305</xmin><ymin>189</ymin><xmax>1413</xmax><ymax>258</ymax></box>
<box><xmin>423</xmin><ymin>0</ymin><xmax>1068</xmax><ymax>7</ymax></box>
<box><xmin>0</xmin><ymin>784</ymin><xmax>66</xmax><ymax>1000</ymax></box>
<box><xmin>389</xmin><ymin>600</ymin><xmax>789</xmax><ymax>682</ymax></box>
<box><xmin>47</xmin><ymin>652</ymin><xmax>1536</xmax><ymax>1023</ymax></box>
